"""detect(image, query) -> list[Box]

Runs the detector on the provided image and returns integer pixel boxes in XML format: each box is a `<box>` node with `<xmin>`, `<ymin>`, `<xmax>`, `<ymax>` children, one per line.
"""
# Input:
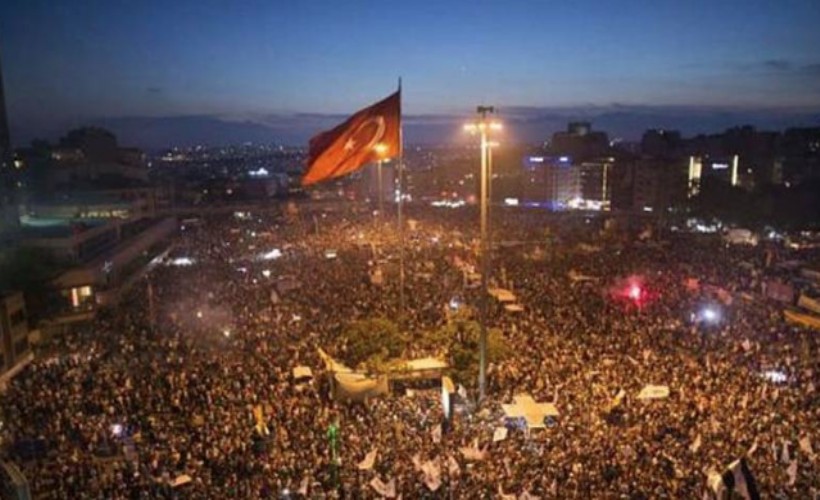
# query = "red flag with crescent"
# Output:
<box><xmin>302</xmin><ymin>90</ymin><xmax>401</xmax><ymax>186</ymax></box>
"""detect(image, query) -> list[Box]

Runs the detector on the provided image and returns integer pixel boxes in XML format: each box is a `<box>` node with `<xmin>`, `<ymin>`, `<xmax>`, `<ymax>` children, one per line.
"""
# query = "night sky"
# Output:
<box><xmin>2</xmin><ymin>0</ymin><xmax>819</xmax><ymax>148</ymax></box>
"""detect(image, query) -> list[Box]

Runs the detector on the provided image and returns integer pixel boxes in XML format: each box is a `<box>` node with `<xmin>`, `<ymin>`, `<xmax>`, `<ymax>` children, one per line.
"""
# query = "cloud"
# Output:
<box><xmin>800</xmin><ymin>63</ymin><xmax>820</xmax><ymax>75</ymax></box>
<box><xmin>146</xmin><ymin>87</ymin><xmax>163</xmax><ymax>94</ymax></box>
<box><xmin>732</xmin><ymin>58</ymin><xmax>820</xmax><ymax>80</ymax></box>
<box><xmin>761</xmin><ymin>59</ymin><xmax>792</xmax><ymax>72</ymax></box>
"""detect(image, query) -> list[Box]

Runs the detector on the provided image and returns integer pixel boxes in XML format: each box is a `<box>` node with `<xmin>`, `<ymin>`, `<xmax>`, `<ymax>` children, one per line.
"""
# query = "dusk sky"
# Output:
<box><xmin>2</xmin><ymin>0</ymin><xmax>820</xmax><ymax>148</ymax></box>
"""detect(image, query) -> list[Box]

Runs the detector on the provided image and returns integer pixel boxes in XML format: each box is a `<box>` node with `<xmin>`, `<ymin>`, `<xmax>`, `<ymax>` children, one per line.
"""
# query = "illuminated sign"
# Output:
<box><xmin>712</xmin><ymin>163</ymin><xmax>729</xmax><ymax>170</ymax></box>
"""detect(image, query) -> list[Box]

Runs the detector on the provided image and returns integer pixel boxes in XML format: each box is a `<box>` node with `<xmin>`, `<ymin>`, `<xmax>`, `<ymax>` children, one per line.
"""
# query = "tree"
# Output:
<box><xmin>430</xmin><ymin>319</ymin><xmax>509</xmax><ymax>387</ymax></box>
<box><xmin>337</xmin><ymin>318</ymin><xmax>406</xmax><ymax>371</ymax></box>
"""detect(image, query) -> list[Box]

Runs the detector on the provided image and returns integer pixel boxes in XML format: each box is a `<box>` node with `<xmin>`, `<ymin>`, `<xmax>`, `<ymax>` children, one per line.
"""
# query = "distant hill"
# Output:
<box><xmin>12</xmin><ymin>106</ymin><xmax>820</xmax><ymax>150</ymax></box>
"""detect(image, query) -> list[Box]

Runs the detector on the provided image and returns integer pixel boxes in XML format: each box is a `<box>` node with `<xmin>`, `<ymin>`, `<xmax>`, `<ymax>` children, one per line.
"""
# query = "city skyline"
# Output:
<box><xmin>2</xmin><ymin>0</ymin><xmax>820</xmax><ymax>147</ymax></box>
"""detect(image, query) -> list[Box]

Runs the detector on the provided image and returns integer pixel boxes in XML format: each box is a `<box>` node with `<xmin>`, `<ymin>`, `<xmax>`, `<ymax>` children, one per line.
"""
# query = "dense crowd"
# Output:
<box><xmin>1</xmin><ymin>203</ymin><xmax>818</xmax><ymax>498</ymax></box>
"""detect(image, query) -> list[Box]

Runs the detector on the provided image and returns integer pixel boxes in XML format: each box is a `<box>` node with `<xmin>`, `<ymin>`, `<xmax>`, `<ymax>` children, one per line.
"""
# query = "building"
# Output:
<box><xmin>521</xmin><ymin>155</ymin><xmax>580</xmax><ymax>209</ymax></box>
<box><xmin>16</xmin><ymin>200</ymin><xmax>177</xmax><ymax>321</ymax></box>
<box><xmin>16</xmin><ymin>127</ymin><xmax>150</xmax><ymax>192</ymax></box>
<box><xmin>578</xmin><ymin>158</ymin><xmax>614</xmax><ymax>209</ymax></box>
<box><xmin>0</xmin><ymin>49</ymin><xmax>10</xmax><ymax>170</ymax></box>
<box><xmin>687</xmin><ymin>154</ymin><xmax>741</xmax><ymax>196</ymax></box>
<box><xmin>549</xmin><ymin>122</ymin><xmax>610</xmax><ymax>160</ymax></box>
<box><xmin>780</xmin><ymin>127</ymin><xmax>820</xmax><ymax>186</ymax></box>
<box><xmin>684</xmin><ymin>126</ymin><xmax>780</xmax><ymax>191</ymax></box>
<box><xmin>47</xmin><ymin>216</ymin><xmax>177</xmax><ymax>318</ymax></box>
<box><xmin>0</xmin><ymin>49</ymin><xmax>19</xmax><ymax>249</ymax></box>
<box><xmin>0</xmin><ymin>291</ymin><xmax>30</xmax><ymax>378</ymax></box>
<box><xmin>641</xmin><ymin>129</ymin><xmax>682</xmax><ymax>158</ymax></box>
<box><xmin>611</xmin><ymin>158</ymin><xmax>688</xmax><ymax>213</ymax></box>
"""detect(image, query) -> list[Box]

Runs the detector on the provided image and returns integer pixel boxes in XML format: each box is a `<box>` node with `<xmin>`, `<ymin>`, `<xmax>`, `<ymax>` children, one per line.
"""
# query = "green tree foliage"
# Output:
<box><xmin>432</xmin><ymin>319</ymin><xmax>509</xmax><ymax>387</ymax></box>
<box><xmin>338</xmin><ymin>318</ymin><xmax>406</xmax><ymax>371</ymax></box>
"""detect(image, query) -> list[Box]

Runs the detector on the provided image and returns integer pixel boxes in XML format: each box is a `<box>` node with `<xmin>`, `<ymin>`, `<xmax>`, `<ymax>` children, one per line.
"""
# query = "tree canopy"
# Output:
<box><xmin>337</xmin><ymin>318</ymin><xmax>406</xmax><ymax>372</ymax></box>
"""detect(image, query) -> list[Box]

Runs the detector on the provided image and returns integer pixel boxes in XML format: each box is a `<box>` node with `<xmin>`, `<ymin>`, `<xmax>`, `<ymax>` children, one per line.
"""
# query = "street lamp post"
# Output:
<box><xmin>464</xmin><ymin>106</ymin><xmax>501</xmax><ymax>402</ymax></box>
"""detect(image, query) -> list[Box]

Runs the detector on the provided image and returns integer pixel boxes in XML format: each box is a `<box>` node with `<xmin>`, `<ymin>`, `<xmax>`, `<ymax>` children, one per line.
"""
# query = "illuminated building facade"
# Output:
<box><xmin>0</xmin><ymin>292</ymin><xmax>30</xmax><ymax>377</ymax></box>
<box><xmin>688</xmin><ymin>154</ymin><xmax>740</xmax><ymax>196</ymax></box>
<box><xmin>522</xmin><ymin>155</ymin><xmax>580</xmax><ymax>209</ymax></box>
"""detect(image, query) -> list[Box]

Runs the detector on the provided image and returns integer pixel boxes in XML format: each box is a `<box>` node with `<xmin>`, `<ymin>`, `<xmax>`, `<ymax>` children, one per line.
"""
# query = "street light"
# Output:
<box><xmin>373</xmin><ymin>143</ymin><xmax>389</xmax><ymax>216</ymax></box>
<box><xmin>464</xmin><ymin>105</ymin><xmax>501</xmax><ymax>402</ymax></box>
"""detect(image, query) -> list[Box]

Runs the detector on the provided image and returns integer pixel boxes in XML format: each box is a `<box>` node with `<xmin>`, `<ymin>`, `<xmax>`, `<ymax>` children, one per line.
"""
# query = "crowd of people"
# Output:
<box><xmin>1</xmin><ymin>202</ymin><xmax>818</xmax><ymax>498</ymax></box>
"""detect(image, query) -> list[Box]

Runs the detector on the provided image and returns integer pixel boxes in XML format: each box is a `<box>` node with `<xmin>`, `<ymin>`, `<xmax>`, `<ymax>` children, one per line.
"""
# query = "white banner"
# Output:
<box><xmin>370</xmin><ymin>477</ymin><xmax>396</xmax><ymax>498</ymax></box>
<box><xmin>798</xmin><ymin>294</ymin><xmax>820</xmax><ymax>314</ymax></box>
<box><xmin>358</xmin><ymin>449</ymin><xmax>378</xmax><ymax>470</ymax></box>
<box><xmin>421</xmin><ymin>460</ymin><xmax>441</xmax><ymax>491</ymax></box>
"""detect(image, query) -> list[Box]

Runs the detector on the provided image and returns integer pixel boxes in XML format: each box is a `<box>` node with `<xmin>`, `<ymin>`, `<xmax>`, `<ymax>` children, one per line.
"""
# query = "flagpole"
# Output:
<box><xmin>397</xmin><ymin>77</ymin><xmax>406</xmax><ymax>325</ymax></box>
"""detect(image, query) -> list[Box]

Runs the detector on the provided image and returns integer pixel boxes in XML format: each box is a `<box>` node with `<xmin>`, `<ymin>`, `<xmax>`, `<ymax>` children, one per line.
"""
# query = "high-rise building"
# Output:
<box><xmin>611</xmin><ymin>158</ymin><xmax>689</xmax><ymax>213</ymax></box>
<box><xmin>0</xmin><ymin>50</ymin><xmax>10</xmax><ymax>169</ymax></box>
<box><xmin>578</xmin><ymin>158</ymin><xmax>614</xmax><ymax>208</ymax></box>
<box><xmin>549</xmin><ymin>122</ymin><xmax>610</xmax><ymax>160</ymax></box>
<box><xmin>641</xmin><ymin>129</ymin><xmax>682</xmax><ymax>158</ymax></box>
<box><xmin>0</xmin><ymin>48</ymin><xmax>19</xmax><ymax>247</ymax></box>
<box><xmin>521</xmin><ymin>155</ymin><xmax>580</xmax><ymax>209</ymax></box>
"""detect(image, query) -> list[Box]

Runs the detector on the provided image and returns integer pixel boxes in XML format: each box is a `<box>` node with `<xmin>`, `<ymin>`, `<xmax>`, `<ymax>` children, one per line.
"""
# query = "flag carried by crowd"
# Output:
<box><xmin>357</xmin><ymin>448</ymin><xmax>378</xmax><ymax>470</ymax></box>
<box><xmin>707</xmin><ymin>457</ymin><xmax>760</xmax><ymax>500</ymax></box>
<box><xmin>302</xmin><ymin>89</ymin><xmax>401</xmax><ymax>186</ymax></box>
<box><xmin>370</xmin><ymin>476</ymin><xmax>397</xmax><ymax>498</ymax></box>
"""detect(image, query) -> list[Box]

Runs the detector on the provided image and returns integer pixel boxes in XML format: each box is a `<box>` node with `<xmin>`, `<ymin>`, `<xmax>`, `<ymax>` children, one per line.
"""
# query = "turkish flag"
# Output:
<box><xmin>302</xmin><ymin>90</ymin><xmax>401</xmax><ymax>186</ymax></box>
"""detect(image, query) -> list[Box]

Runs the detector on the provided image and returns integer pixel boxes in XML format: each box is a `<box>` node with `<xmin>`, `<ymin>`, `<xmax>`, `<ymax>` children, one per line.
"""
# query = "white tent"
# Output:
<box><xmin>317</xmin><ymin>348</ymin><xmax>353</xmax><ymax>374</ymax></box>
<box><xmin>390</xmin><ymin>357</ymin><xmax>448</xmax><ymax>380</ymax></box>
<box><xmin>334</xmin><ymin>373</ymin><xmax>390</xmax><ymax>402</ymax></box>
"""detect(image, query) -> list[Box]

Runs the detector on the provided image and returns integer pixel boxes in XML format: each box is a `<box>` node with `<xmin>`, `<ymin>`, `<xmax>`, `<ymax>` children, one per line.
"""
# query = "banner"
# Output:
<box><xmin>370</xmin><ymin>477</ymin><xmax>396</xmax><ymax>498</ymax></box>
<box><xmin>797</xmin><ymin>294</ymin><xmax>820</xmax><ymax>315</ymax></box>
<box><xmin>252</xmin><ymin>405</ymin><xmax>269</xmax><ymax>436</ymax></box>
<box><xmin>783</xmin><ymin>309</ymin><xmax>820</xmax><ymax>330</ymax></box>
<box><xmin>447</xmin><ymin>455</ymin><xmax>460</xmax><ymax>476</ymax></box>
<box><xmin>684</xmin><ymin>277</ymin><xmax>700</xmax><ymax>291</ymax></box>
<box><xmin>317</xmin><ymin>348</ymin><xmax>353</xmax><ymax>374</ymax></box>
<box><xmin>358</xmin><ymin>449</ymin><xmax>378</xmax><ymax>470</ymax></box>
<box><xmin>765</xmin><ymin>280</ymin><xmax>794</xmax><ymax>303</ymax></box>
<box><xmin>334</xmin><ymin>373</ymin><xmax>390</xmax><ymax>402</ymax></box>
<box><xmin>637</xmin><ymin>385</ymin><xmax>669</xmax><ymax>400</ymax></box>
<box><xmin>460</xmin><ymin>438</ymin><xmax>487</xmax><ymax>461</ymax></box>
<box><xmin>170</xmin><ymin>474</ymin><xmax>192</xmax><ymax>488</ymax></box>
<box><xmin>421</xmin><ymin>460</ymin><xmax>442</xmax><ymax>491</ymax></box>
<box><xmin>431</xmin><ymin>425</ymin><xmax>442</xmax><ymax>444</ymax></box>
<box><xmin>608</xmin><ymin>388</ymin><xmax>626</xmax><ymax>412</ymax></box>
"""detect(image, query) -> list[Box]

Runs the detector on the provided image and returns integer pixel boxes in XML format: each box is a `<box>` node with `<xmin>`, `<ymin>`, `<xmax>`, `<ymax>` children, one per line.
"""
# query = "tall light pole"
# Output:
<box><xmin>373</xmin><ymin>143</ymin><xmax>389</xmax><ymax>217</ymax></box>
<box><xmin>464</xmin><ymin>106</ymin><xmax>501</xmax><ymax>402</ymax></box>
<box><xmin>486</xmin><ymin>140</ymin><xmax>498</xmax><ymax>284</ymax></box>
